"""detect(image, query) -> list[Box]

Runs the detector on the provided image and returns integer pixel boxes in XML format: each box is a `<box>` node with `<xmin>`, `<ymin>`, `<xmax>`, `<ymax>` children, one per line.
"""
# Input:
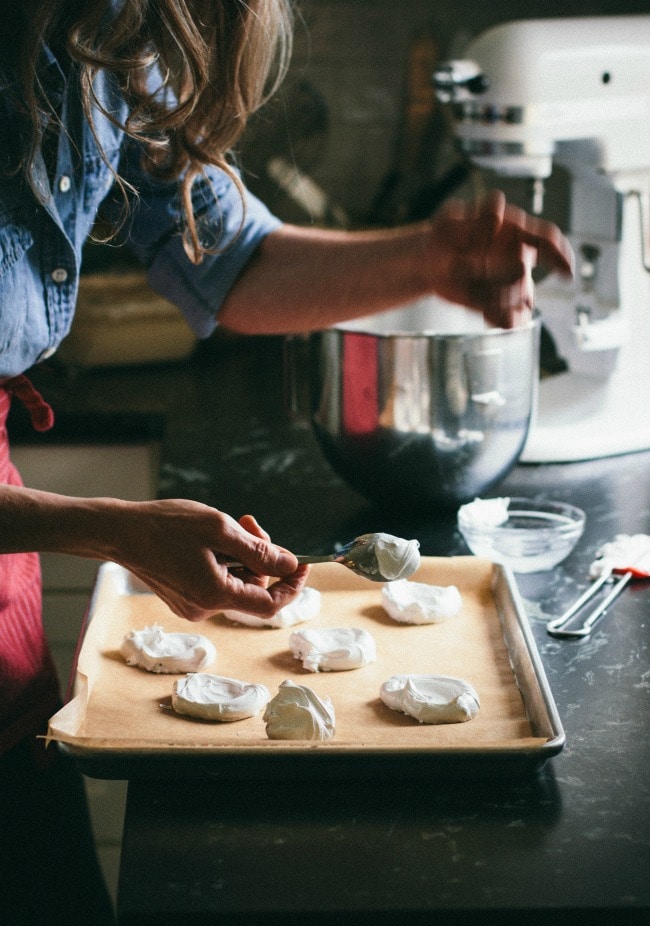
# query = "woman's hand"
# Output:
<box><xmin>0</xmin><ymin>486</ymin><xmax>308</xmax><ymax>623</ymax></box>
<box><xmin>106</xmin><ymin>500</ymin><xmax>309</xmax><ymax>622</ymax></box>
<box><xmin>426</xmin><ymin>190</ymin><xmax>575</xmax><ymax>328</ymax></box>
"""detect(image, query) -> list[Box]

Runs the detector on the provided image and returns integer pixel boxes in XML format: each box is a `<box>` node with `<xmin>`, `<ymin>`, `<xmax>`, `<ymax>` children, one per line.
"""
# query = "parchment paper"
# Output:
<box><xmin>48</xmin><ymin>557</ymin><xmax>547</xmax><ymax>754</ymax></box>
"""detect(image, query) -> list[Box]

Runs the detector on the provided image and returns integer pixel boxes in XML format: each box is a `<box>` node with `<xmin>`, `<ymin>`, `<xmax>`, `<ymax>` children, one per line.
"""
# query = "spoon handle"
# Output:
<box><xmin>224</xmin><ymin>554</ymin><xmax>335</xmax><ymax>570</ymax></box>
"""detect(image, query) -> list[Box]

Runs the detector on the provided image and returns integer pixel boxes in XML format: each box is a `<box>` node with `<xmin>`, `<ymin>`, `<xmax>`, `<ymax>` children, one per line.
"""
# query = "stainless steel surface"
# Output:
<box><xmin>546</xmin><ymin>570</ymin><xmax>633</xmax><ymax>638</ymax></box>
<box><xmin>307</xmin><ymin>308</ymin><xmax>540</xmax><ymax>510</ymax></box>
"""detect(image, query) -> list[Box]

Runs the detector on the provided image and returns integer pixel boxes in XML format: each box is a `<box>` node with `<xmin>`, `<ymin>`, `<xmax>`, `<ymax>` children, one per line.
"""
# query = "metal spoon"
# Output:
<box><xmin>225</xmin><ymin>532</ymin><xmax>421</xmax><ymax>583</ymax></box>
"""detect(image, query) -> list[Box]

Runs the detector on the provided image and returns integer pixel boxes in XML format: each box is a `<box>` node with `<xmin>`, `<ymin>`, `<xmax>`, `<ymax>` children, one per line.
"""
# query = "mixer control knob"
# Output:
<box><xmin>433</xmin><ymin>62</ymin><xmax>490</xmax><ymax>101</ymax></box>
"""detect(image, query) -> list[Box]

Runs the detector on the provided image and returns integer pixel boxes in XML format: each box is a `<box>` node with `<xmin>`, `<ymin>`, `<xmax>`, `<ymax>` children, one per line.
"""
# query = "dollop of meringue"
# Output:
<box><xmin>373</xmin><ymin>533</ymin><xmax>421</xmax><ymax>581</ymax></box>
<box><xmin>263</xmin><ymin>680</ymin><xmax>335</xmax><ymax>741</ymax></box>
<box><xmin>171</xmin><ymin>674</ymin><xmax>269</xmax><ymax>722</ymax></box>
<box><xmin>222</xmin><ymin>587</ymin><xmax>321</xmax><ymax>628</ymax></box>
<box><xmin>289</xmin><ymin>627</ymin><xmax>376</xmax><ymax>672</ymax></box>
<box><xmin>458</xmin><ymin>497</ymin><xmax>510</xmax><ymax>530</ymax></box>
<box><xmin>382</xmin><ymin>579</ymin><xmax>463</xmax><ymax>624</ymax></box>
<box><xmin>589</xmin><ymin>533</ymin><xmax>650</xmax><ymax>578</ymax></box>
<box><xmin>120</xmin><ymin>625</ymin><xmax>216</xmax><ymax>674</ymax></box>
<box><xmin>380</xmin><ymin>674</ymin><xmax>480</xmax><ymax>724</ymax></box>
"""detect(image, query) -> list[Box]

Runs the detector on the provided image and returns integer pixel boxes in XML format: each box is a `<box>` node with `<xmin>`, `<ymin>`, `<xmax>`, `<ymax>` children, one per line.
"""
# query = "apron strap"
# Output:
<box><xmin>1</xmin><ymin>375</ymin><xmax>55</xmax><ymax>432</ymax></box>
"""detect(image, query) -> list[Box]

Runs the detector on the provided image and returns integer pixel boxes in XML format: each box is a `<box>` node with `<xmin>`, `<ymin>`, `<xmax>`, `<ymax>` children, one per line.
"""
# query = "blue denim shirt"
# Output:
<box><xmin>0</xmin><ymin>46</ymin><xmax>281</xmax><ymax>378</ymax></box>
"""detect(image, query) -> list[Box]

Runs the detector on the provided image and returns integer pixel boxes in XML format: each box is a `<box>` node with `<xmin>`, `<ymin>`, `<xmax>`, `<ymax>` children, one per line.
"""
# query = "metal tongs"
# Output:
<box><xmin>547</xmin><ymin>533</ymin><xmax>650</xmax><ymax>639</ymax></box>
<box><xmin>546</xmin><ymin>570</ymin><xmax>633</xmax><ymax>638</ymax></box>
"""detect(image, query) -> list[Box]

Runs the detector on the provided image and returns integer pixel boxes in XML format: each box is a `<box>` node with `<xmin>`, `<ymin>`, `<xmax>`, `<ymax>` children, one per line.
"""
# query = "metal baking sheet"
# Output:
<box><xmin>48</xmin><ymin>558</ymin><xmax>565</xmax><ymax>779</ymax></box>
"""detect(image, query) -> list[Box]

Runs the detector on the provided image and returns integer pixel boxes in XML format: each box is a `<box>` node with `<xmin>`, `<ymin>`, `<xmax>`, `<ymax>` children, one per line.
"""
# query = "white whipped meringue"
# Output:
<box><xmin>373</xmin><ymin>533</ymin><xmax>421</xmax><ymax>581</ymax></box>
<box><xmin>458</xmin><ymin>497</ymin><xmax>510</xmax><ymax>529</ymax></box>
<box><xmin>221</xmin><ymin>586</ymin><xmax>321</xmax><ymax>628</ymax></box>
<box><xmin>380</xmin><ymin>674</ymin><xmax>480</xmax><ymax>724</ymax></box>
<box><xmin>120</xmin><ymin>624</ymin><xmax>216</xmax><ymax>674</ymax></box>
<box><xmin>589</xmin><ymin>533</ymin><xmax>650</xmax><ymax>578</ymax></box>
<box><xmin>263</xmin><ymin>680</ymin><xmax>335</xmax><ymax>741</ymax></box>
<box><xmin>289</xmin><ymin>627</ymin><xmax>376</xmax><ymax>672</ymax></box>
<box><xmin>171</xmin><ymin>674</ymin><xmax>269</xmax><ymax>722</ymax></box>
<box><xmin>381</xmin><ymin>579</ymin><xmax>463</xmax><ymax>624</ymax></box>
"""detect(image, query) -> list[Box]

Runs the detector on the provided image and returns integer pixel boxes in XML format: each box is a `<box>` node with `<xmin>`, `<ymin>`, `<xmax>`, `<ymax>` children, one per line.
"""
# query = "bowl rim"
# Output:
<box><xmin>331</xmin><ymin>310</ymin><xmax>541</xmax><ymax>341</ymax></box>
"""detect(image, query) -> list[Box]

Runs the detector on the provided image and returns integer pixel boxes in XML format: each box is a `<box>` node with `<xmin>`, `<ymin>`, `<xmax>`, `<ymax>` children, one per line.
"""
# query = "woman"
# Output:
<box><xmin>0</xmin><ymin>2</ymin><xmax>573</xmax><ymax>921</ymax></box>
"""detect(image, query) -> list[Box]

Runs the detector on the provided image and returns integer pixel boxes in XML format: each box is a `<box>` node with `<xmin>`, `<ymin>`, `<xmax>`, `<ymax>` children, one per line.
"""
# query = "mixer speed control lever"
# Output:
<box><xmin>579</xmin><ymin>244</ymin><xmax>600</xmax><ymax>288</ymax></box>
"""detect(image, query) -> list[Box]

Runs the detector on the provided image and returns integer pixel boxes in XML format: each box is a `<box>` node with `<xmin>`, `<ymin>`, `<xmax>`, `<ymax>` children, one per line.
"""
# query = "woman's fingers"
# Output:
<box><xmin>519</xmin><ymin>212</ymin><xmax>575</xmax><ymax>278</ymax></box>
<box><xmin>111</xmin><ymin>499</ymin><xmax>304</xmax><ymax>622</ymax></box>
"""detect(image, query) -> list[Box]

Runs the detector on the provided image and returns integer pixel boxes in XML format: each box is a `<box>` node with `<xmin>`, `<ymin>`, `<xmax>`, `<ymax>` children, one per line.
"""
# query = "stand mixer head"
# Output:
<box><xmin>434</xmin><ymin>15</ymin><xmax>650</xmax><ymax>462</ymax></box>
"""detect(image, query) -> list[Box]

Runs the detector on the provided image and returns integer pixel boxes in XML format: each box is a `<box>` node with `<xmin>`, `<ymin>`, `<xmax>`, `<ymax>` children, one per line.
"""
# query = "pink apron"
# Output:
<box><xmin>0</xmin><ymin>376</ymin><xmax>60</xmax><ymax>755</ymax></box>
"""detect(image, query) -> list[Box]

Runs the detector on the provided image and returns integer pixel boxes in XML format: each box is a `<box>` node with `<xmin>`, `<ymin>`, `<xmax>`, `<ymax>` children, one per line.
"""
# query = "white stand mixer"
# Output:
<box><xmin>434</xmin><ymin>15</ymin><xmax>650</xmax><ymax>462</ymax></box>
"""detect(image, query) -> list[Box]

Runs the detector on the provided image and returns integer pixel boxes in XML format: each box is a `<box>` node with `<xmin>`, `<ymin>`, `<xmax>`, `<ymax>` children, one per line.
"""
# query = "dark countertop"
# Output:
<box><xmin>13</xmin><ymin>338</ymin><xmax>650</xmax><ymax>925</ymax></box>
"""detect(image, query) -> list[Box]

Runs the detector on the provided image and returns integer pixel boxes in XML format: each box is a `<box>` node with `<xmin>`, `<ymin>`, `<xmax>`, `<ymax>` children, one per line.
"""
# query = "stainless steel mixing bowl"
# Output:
<box><xmin>307</xmin><ymin>304</ymin><xmax>540</xmax><ymax>510</ymax></box>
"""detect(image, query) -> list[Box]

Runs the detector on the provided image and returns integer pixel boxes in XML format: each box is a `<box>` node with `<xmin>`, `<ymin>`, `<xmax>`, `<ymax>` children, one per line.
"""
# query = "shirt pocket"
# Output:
<box><xmin>0</xmin><ymin>212</ymin><xmax>33</xmax><ymax>276</ymax></box>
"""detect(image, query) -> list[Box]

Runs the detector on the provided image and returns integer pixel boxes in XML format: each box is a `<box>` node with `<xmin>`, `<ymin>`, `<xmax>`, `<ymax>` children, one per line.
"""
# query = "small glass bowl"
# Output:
<box><xmin>457</xmin><ymin>497</ymin><xmax>586</xmax><ymax>573</ymax></box>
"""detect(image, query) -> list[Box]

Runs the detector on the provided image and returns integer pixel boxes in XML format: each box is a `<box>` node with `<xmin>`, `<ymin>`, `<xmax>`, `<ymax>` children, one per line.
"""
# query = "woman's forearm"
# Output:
<box><xmin>218</xmin><ymin>194</ymin><xmax>573</xmax><ymax>334</ymax></box>
<box><xmin>218</xmin><ymin>222</ymin><xmax>433</xmax><ymax>335</ymax></box>
<box><xmin>0</xmin><ymin>484</ymin><xmax>125</xmax><ymax>559</ymax></box>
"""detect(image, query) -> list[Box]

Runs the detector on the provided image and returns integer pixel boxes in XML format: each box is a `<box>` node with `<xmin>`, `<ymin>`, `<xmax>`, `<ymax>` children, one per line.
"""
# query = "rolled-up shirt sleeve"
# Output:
<box><xmin>107</xmin><ymin>138</ymin><xmax>282</xmax><ymax>338</ymax></box>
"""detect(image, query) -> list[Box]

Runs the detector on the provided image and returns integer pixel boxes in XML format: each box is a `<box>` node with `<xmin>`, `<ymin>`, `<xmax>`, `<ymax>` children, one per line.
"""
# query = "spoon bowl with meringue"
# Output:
<box><xmin>227</xmin><ymin>532</ymin><xmax>420</xmax><ymax>583</ymax></box>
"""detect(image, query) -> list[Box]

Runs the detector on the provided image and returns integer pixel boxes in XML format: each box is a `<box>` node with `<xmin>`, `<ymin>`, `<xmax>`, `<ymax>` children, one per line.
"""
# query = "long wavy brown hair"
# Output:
<box><xmin>6</xmin><ymin>0</ymin><xmax>294</xmax><ymax>262</ymax></box>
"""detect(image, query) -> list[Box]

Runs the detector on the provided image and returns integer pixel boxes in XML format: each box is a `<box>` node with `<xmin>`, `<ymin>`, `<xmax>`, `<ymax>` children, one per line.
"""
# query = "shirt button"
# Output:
<box><xmin>58</xmin><ymin>175</ymin><xmax>71</xmax><ymax>193</ymax></box>
<box><xmin>51</xmin><ymin>267</ymin><xmax>68</xmax><ymax>283</ymax></box>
